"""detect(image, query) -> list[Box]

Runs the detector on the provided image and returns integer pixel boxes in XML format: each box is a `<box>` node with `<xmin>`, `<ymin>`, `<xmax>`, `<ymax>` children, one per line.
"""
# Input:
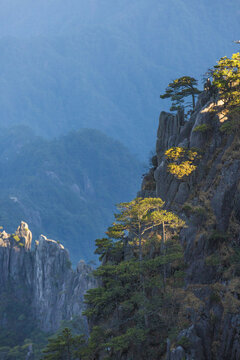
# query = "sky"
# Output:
<box><xmin>0</xmin><ymin>0</ymin><xmax>239</xmax><ymax>156</ymax></box>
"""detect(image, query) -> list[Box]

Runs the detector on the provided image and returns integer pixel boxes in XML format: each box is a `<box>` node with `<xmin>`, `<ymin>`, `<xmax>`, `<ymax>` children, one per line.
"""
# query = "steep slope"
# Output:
<box><xmin>142</xmin><ymin>92</ymin><xmax>240</xmax><ymax>359</ymax></box>
<box><xmin>83</xmin><ymin>89</ymin><xmax>240</xmax><ymax>359</ymax></box>
<box><xmin>0</xmin><ymin>222</ymin><xmax>96</xmax><ymax>352</ymax></box>
<box><xmin>152</xmin><ymin>96</ymin><xmax>240</xmax><ymax>360</ymax></box>
<box><xmin>0</xmin><ymin>127</ymin><xmax>142</xmax><ymax>263</ymax></box>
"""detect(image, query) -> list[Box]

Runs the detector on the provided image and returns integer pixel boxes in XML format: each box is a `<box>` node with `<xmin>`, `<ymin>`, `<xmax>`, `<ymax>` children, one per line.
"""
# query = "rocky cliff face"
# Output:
<box><xmin>141</xmin><ymin>92</ymin><xmax>240</xmax><ymax>359</ymax></box>
<box><xmin>0</xmin><ymin>222</ymin><xmax>96</xmax><ymax>333</ymax></box>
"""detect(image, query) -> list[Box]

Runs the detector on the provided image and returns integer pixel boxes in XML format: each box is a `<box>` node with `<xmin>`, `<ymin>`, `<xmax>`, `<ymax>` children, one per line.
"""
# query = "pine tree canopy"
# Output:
<box><xmin>160</xmin><ymin>76</ymin><xmax>201</xmax><ymax>113</ymax></box>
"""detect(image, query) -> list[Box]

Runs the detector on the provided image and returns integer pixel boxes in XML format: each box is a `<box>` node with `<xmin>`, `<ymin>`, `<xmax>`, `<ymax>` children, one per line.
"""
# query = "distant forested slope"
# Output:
<box><xmin>0</xmin><ymin>0</ymin><xmax>239</xmax><ymax>155</ymax></box>
<box><xmin>0</xmin><ymin>126</ymin><xmax>142</xmax><ymax>262</ymax></box>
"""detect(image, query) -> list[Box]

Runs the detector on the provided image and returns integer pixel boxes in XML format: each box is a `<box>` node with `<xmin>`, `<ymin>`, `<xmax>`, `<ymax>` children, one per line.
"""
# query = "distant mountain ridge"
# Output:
<box><xmin>0</xmin><ymin>0</ymin><xmax>239</xmax><ymax>155</ymax></box>
<box><xmin>0</xmin><ymin>126</ymin><xmax>142</xmax><ymax>262</ymax></box>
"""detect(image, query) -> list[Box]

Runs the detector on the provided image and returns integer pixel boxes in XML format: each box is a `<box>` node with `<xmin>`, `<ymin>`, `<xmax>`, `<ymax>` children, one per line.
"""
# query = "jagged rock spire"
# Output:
<box><xmin>15</xmin><ymin>221</ymin><xmax>32</xmax><ymax>250</ymax></box>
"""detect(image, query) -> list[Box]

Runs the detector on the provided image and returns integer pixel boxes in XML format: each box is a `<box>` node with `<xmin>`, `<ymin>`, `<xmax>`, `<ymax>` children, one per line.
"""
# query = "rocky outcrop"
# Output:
<box><xmin>0</xmin><ymin>224</ymin><xmax>96</xmax><ymax>333</ymax></box>
<box><xmin>140</xmin><ymin>91</ymin><xmax>240</xmax><ymax>359</ymax></box>
<box><xmin>15</xmin><ymin>221</ymin><xmax>32</xmax><ymax>250</ymax></box>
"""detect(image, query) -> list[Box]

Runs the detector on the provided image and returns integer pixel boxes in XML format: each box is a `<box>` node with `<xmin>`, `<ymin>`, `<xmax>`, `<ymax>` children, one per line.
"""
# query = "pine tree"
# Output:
<box><xmin>84</xmin><ymin>197</ymin><xmax>186</xmax><ymax>359</ymax></box>
<box><xmin>160</xmin><ymin>76</ymin><xmax>201</xmax><ymax>114</ymax></box>
<box><xmin>109</xmin><ymin>197</ymin><xmax>185</xmax><ymax>262</ymax></box>
<box><xmin>42</xmin><ymin>328</ymin><xmax>85</xmax><ymax>360</ymax></box>
<box><xmin>210</xmin><ymin>52</ymin><xmax>240</xmax><ymax>113</ymax></box>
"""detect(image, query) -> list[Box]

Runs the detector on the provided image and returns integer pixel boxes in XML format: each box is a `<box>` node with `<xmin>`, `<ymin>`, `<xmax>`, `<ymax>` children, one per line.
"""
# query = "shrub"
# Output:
<box><xmin>182</xmin><ymin>203</ymin><xmax>193</xmax><ymax>213</ymax></box>
<box><xmin>208</xmin><ymin>230</ymin><xmax>228</xmax><ymax>243</ymax></box>
<box><xmin>167</xmin><ymin>162</ymin><xmax>196</xmax><ymax>179</ymax></box>
<box><xmin>165</xmin><ymin>147</ymin><xmax>200</xmax><ymax>179</ymax></box>
<box><xmin>193</xmin><ymin>124</ymin><xmax>211</xmax><ymax>133</ymax></box>
<box><xmin>205</xmin><ymin>254</ymin><xmax>221</xmax><ymax>266</ymax></box>
<box><xmin>177</xmin><ymin>336</ymin><xmax>190</xmax><ymax>350</ymax></box>
<box><xmin>219</xmin><ymin>121</ymin><xmax>234</xmax><ymax>134</ymax></box>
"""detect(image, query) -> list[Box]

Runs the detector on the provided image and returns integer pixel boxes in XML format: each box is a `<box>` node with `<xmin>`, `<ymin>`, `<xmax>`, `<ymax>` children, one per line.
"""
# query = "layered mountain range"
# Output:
<box><xmin>0</xmin><ymin>0</ymin><xmax>239</xmax><ymax>154</ymax></box>
<box><xmin>0</xmin><ymin>87</ymin><xmax>239</xmax><ymax>358</ymax></box>
<box><xmin>0</xmin><ymin>127</ymin><xmax>141</xmax><ymax>263</ymax></box>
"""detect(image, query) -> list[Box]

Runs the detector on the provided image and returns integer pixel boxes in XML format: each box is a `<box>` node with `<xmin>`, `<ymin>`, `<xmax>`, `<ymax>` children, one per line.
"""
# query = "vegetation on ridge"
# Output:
<box><xmin>165</xmin><ymin>147</ymin><xmax>201</xmax><ymax>179</ymax></box>
<box><xmin>210</xmin><ymin>52</ymin><xmax>240</xmax><ymax>114</ymax></box>
<box><xmin>2</xmin><ymin>51</ymin><xmax>240</xmax><ymax>360</ymax></box>
<box><xmin>82</xmin><ymin>197</ymin><xmax>185</xmax><ymax>359</ymax></box>
<box><xmin>160</xmin><ymin>76</ymin><xmax>201</xmax><ymax>115</ymax></box>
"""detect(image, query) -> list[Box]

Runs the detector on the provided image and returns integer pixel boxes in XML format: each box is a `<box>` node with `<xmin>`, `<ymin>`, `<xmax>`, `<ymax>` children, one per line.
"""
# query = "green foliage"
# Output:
<box><xmin>57</xmin><ymin>316</ymin><xmax>88</xmax><ymax>337</ymax></box>
<box><xmin>165</xmin><ymin>147</ymin><xmax>200</xmax><ymax>179</ymax></box>
<box><xmin>84</xmin><ymin>197</ymin><xmax>186</xmax><ymax>359</ymax></box>
<box><xmin>160</xmin><ymin>76</ymin><xmax>201</xmax><ymax>113</ymax></box>
<box><xmin>193</xmin><ymin>124</ymin><xmax>211</xmax><ymax>133</ymax></box>
<box><xmin>182</xmin><ymin>203</ymin><xmax>193</xmax><ymax>213</ymax></box>
<box><xmin>193</xmin><ymin>206</ymin><xmax>207</xmax><ymax>219</ymax></box>
<box><xmin>108</xmin><ymin>197</ymin><xmax>185</xmax><ymax>262</ymax></box>
<box><xmin>105</xmin><ymin>327</ymin><xmax>146</xmax><ymax>354</ymax></box>
<box><xmin>81</xmin><ymin>326</ymin><xmax>109</xmax><ymax>360</ymax></box>
<box><xmin>205</xmin><ymin>254</ymin><xmax>221</xmax><ymax>267</ymax></box>
<box><xmin>209</xmin><ymin>52</ymin><xmax>240</xmax><ymax>114</ymax></box>
<box><xmin>176</xmin><ymin>336</ymin><xmax>190</xmax><ymax>350</ymax></box>
<box><xmin>42</xmin><ymin>328</ymin><xmax>86</xmax><ymax>360</ymax></box>
<box><xmin>208</xmin><ymin>230</ymin><xmax>228</xmax><ymax>243</ymax></box>
<box><xmin>219</xmin><ymin>121</ymin><xmax>234</xmax><ymax>133</ymax></box>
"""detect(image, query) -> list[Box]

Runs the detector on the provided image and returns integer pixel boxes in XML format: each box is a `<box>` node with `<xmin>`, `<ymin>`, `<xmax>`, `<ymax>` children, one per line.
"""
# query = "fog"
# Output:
<box><xmin>0</xmin><ymin>0</ymin><xmax>239</xmax><ymax>155</ymax></box>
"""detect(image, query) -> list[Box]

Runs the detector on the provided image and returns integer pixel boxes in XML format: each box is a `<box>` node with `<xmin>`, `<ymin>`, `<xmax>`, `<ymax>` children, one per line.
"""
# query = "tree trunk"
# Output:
<box><xmin>139</xmin><ymin>232</ymin><xmax>148</xmax><ymax>328</ymax></box>
<box><xmin>139</xmin><ymin>232</ymin><xmax>142</xmax><ymax>262</ymax></box>
<box><xmin>192</xmin><ymin>93</ymin><xmax>195</xmax><ymax>110</ymax></box>
<box><xmin>161</xmin><ymin>222</ymin><xmax>165</xmax><ymax>252</ymax></box>
<box><xmin>162</xmin><ymin>222</ymin><xmax>167</xmax><ymax>289</ymax></box>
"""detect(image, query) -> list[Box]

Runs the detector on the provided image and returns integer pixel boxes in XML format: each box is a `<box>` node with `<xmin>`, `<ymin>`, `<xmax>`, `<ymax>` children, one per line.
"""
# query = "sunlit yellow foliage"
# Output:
<box><xmin>13</xmin><ymin>235</ymin><xmax>20</xmax><ymax>242</ymax></box>
<box><xmin>167</xmin><ymin>161</ymin><xmax>197</xmax><ymax>179</ymax></box>
<box><xmin>165</xmin><ymin>147</ymin><xmax>199</xmax><ymax>179</ymax></box>
<box><xmin>165</xmin><ymin>147</ymin><xmax>185</xmax><ymax>161</ymax></box>
<box><xmin>211</xmin><ymin>52</ymin><xmax>240</xmax><ymax>114</ymax></box>
<box><xmin>187</xmin><ymin>150</ymin><xmax>199</xmax><ymax>161</ymax></box>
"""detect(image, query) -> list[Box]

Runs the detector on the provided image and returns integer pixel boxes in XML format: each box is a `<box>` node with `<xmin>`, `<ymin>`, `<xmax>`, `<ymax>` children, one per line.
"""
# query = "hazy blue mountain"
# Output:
<box><xmin>0</xmin><ymin>126</ymin><xmax>142</xmax><ymax>262</ymax></box>
<box><xmin>0</xmin><ymin>0</ymin><xmax>239</xmax><ymax>156</ymax></box>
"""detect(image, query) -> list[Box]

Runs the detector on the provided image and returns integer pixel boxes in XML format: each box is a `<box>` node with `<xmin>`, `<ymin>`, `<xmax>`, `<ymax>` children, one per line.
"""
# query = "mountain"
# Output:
<box><xmin>0</xmin><ymin>222</ymin><xmax>96</xmax><ymax>359</ymax></box>
<box><xmin>0</xmin><ymin>0</ymin><xmax>239</xmax><ymax>155</ymax></box>
<box><xmin>0</xmin><ymin>52</ymin><xmax>240</xmax><ymax>359</ymax></box>
<box><xmin>0</xmin><ymin>127</ymin><xmax>142</xmax><ymax>262</ymax></box>
<box><xmin>84</xmin><ymin>89</ymin><xmax>240</xmax><ymax>358</ymax></box>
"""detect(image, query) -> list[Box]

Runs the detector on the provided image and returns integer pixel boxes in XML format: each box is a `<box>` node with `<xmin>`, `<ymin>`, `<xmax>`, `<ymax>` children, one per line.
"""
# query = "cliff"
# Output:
<box><xmin>140</xmin><ymin>91</ymin><xmax>240</xmax><ymax>359</ymax></box>
<box><xmin>0</xmin><ymin>222</ymin><xmax>96</xmax><ymax>335</ymax></box>
<box><xmin>83</xmin><ymin>90</ymin><xmax>240</xmax><ymax>360</ymax></box>
<box><xmin>1</xmin><ymin>89</ymin><xmax>239</xmax><ymax>359</ymax></box>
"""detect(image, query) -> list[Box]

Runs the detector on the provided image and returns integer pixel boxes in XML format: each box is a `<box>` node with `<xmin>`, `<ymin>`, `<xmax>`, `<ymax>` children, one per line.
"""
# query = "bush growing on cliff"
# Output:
<box><xmin>165</xmin><ymin>147</ymin><xmax>200</xmax><ymax>179</ymax></box>
<box><xmin>193</xmin><ymin>124</ymin><xmax>211</xmax><ymax>133</ymax></box>
<box><xmin>208</xmin><ymin>52</ymin><xmax>240</xmax><ymax>116</ymax></box>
